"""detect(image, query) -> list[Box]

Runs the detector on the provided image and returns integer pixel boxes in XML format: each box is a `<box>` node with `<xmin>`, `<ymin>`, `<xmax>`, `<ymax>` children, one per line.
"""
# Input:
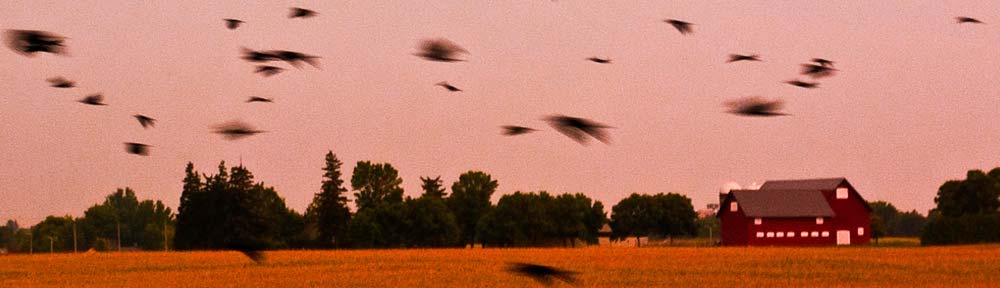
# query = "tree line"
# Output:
<box><xmin>1</xmin><ymin>151</ymin><xmax>699</xmax><ymax>253</ymax></box>
<box><xmin>6</xmin><ymin>161</ymin><xmax>999</xmax><ymax>252</ymax></box>
<box><xmin>921</xmin><ymin>168</ymin><xmax>1000</xmax><ymax>245</ymax></box>
<box><xmin>0</xmin><ymin>188</ymin><xmax>172</xmax><ymax>253</ymax></box>
<box><xmin>171</xmin><ymin>151</ymin><xmax>699</xmax><ymax>250</ymax></box>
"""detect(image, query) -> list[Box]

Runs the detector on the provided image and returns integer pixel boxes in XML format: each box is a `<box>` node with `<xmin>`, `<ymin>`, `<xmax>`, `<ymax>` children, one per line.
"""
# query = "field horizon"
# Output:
<box><xmin>2</xmin><ymin>244</ymin><xmax>998</xmax><ymax>287</ymax></box>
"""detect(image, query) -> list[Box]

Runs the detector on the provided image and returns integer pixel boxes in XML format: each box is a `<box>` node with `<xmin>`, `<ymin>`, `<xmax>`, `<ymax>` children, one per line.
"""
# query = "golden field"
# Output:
<box><xmin>2</xmin><ymin>245</ymin><xmax>999</xmax><ymax>287</ymax></box>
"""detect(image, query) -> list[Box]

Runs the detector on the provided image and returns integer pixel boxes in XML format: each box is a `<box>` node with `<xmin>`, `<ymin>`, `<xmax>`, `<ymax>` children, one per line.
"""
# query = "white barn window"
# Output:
<box><xmin>816</xmin><ymin>217</ymin><xmax>824</xmax><ymax>225</ymax></box>
<box><xmin>787</xmin><ymin>231</ymin><xmax>795</xmax><ymax>238</ymax></box>
<box><xmin>756</xmin><ymin>232</ymin><xmax>764</xmax><ymax>238</ymax></box>
<box><xmin>766</xmin><ymin>232</ymin><xmax>774</xmax><ymax>238</ymax></box>
<box><xmin>801</xmin><ymin>231</ymin><xmax>808</xmax><ymax>237</ymax></box>
<box><xmin>821</xmin><ymin>231</ymin><xmax>830</xmax><ymax>237</ymax></box>
<box><xmin>754</xmin><ymin>218</ymin><xmax>762</xmax><ymax>225</ymax></box>
<box><xmin>776</xmin><ymin>232</ymin><xmax>785</xmax><ymax>237</ymax></box>
<box><xmin>858</xmin><ymin>227</ymin><xmax>865</xmax><ymax>235</ymax></box>
<box><xmin>811</xmin><ymin>231</ymin><xmax>819</xmax><ymax>237</ymax></box>
<box><xmin>836</xmin><ymin>188</ymin><xmax>849</xmax><ymax>199</ymax></box>
<box><xmin>730</xmin><ymin>202</ymin><xmax>738</xmax><ymax>212</ymax></box>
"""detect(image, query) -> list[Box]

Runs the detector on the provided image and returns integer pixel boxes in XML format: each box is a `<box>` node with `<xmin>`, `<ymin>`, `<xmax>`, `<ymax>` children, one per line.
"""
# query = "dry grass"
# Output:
<box><xmin>1</xmin><ymin>245</ymin><xmax>998</xmax><ymax>287</ymax></box>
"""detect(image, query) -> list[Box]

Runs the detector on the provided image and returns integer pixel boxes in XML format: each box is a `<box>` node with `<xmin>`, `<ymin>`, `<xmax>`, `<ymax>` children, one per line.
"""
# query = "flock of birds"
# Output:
<box><xmin>3</xmin><ymin>4</ymin><xmax>989</xmax><ymax>285</ymax></box>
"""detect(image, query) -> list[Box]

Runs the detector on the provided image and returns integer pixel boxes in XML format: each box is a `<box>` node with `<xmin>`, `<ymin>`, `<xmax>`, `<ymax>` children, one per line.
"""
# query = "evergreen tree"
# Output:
<box><xmin>174</xmin><ymin>162</ymin><xmax>299</xmax><ymax>250</ymax></box>
<box><xmin>305</xmin><ymin>152</ymin><xmax>352</xmax><ymax>248</ymax></box>
<box><xmin>174</xmin><ymin>162</ymin><xmax>204</xmax><ymax>250</ymax></box>
<box><xmin>420</xmin><ymin>176</ymin><xmax>446</xmax><ymax>198</ymax></box>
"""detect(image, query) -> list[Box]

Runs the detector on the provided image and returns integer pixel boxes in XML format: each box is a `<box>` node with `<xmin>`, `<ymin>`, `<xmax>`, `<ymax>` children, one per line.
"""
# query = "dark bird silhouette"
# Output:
<box><xmin>47</xmin><ymin>77</ymin><xmax>75</xmax><ymax>88</ymax></box>
<box><xmin>255</xmin><ymin>65</ymin><xmax>284</xmax><ymax>77</ymax></box>
<box><xmin>289</xmin><ymin>7</ymin><xmax>317</xmax><ymax>18</ymax></box>
<box><xmin>436</xmin><ymin>82</ymin><xmax>462</xmax><ymax>92</ymax></box>
<box><xmin>800</xmin><ymin>63</ymin><xmax>837</xmax><ymax>79</ymax></box>
<box><xmin>267</xmin><ymin>50</ymin><xmax>320</xmax><ymax>68</ymax></box>
<box><xmin>238</xmin><ymin>249</ymin><xmax>265</xmax><ymax>263</ymax></box>
<box><xmin>586</xmin><ymin>57</ymin><xmax>611</xmax><ymax>64</ymax></box>
<box><xmin>224</xmin><ymin>19</ymin><xmax>244</xmax><ymax>30</ymax></box>
<box><xmin>229</xmin><ymin>241</ymin><xmax>266</xmax><ymax>263</ymax></box>
<box><xmin>124</xmin><ymin>142</ymin><xmax>150</xmax><ymax>156</ymax></box>
<box><xmin>727</xmin><ymin>54</ymin><xmax>760</xmax><ymax>63</ymax></box>
<box><xmin>79</xmin><ymin>94</ymin><xmax>106</xmax><ymax>106</ymax></box>
<box><xmin>956</xmin><ymin>17</ymin><xmax>983</xmax><ymax>24</ymax></box>
<box><xmin>507</xmin><ymin>262</ymin><xmax>579</xmax><ymax>286</ymax></box>
<box><xmin>725</xmin><ymin>96</ymin><xmax>788</xmax><ymax>117</ymax></box>
<box><xmin>4</xmin><ymin>30</ymin><xmax>67</xmax><ymax>56</ymax></box>
<box><xmin>811</xmin><ymin>58</ymin><xmax>834</xmax><ymax>67</ymax></box>
<box><xmin>213</xmin><ymin>120</ymin><xmax>265</xmax><ymax>140</ymax></box>
<box><xmin>544</xmin><ymin>115</ymin><xmax>612</xmax><ymax>145</ymax></box>
<box><xmin>785</xmin><ymin>80</ymin><xmax>819</xmax><ymax>89</ymax></box>
<box><xmin>241</xmin><ymin>48</ymin><xmax>281</xmax><ymax>63</ymax></box>
<box><xmin>247</xmin><ymin>96</ymin><xmax>273</xmax><ymax>103</ymax></box>
<box><xmin>502</xmin><ymin>126</ymin><xmax>537</xmax><ymax>136</ymax></box>
<box><xmin>415</xmin><ymin>38</ymin><xmax>468</xmax><ymax>62</ymax></box>
<box><xmin>134</xmin><ymin>115</ymin><xmax>156</xmax><ymax>128</ymax></box>
<box><xmin>664</xmin><ymin>19</ymin><xmax>693</xmax><ymax>35</ymax></box>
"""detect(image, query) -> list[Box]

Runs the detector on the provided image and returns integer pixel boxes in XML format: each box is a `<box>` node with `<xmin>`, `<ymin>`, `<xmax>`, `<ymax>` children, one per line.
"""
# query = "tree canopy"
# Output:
<box><xmin>610</xmin><ymin>193</ymin><xmax>697</xmax><ymax>246</ymax></box>
<box><xmin>173</xmin><ymin>162</ymin><xmax>300</xmax><ymax>251</ymax></box>
<box><xmin>351</xmin><ymin>161</ymin><xmax>404</xmax><ymax>211</ymax></box>
<box><xmin>923</xmin><ymin>168</ymin><xmax>1000</xmax><ymax>245</ymax></box>
<box><xmin>447</xmin><ymin>171</ymin><xmax>498</xmax><ymax>247</ymax></box>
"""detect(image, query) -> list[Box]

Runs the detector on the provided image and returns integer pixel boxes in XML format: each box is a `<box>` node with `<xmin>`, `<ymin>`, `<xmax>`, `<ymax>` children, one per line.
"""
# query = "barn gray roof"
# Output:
<box><xmin>728</xmin><ymin>189</ymin><xmax>835</xmax><ymax>218</ymax></box>
<box><xmin>759</xmin><ymin>177</ymin><xmax>846</xmax><ymax>191</ymax></box>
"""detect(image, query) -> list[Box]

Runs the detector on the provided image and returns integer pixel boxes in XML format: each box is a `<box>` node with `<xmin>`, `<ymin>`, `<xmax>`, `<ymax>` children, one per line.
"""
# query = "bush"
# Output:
<box><xmin>921</xmin><ymin>214</ymin><xmax>1000</xmax><ymax>245</ymax></box>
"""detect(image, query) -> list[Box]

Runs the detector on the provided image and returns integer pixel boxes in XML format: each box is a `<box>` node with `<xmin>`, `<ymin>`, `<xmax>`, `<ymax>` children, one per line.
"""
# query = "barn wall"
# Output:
<box><xmin>822</xmin><ymin>185</ymin><xmax>872</xmax><ymax>245</ymax></box>
<box><xmin>746</xmin><ymin>217</ymin><xmax>835</xmax><ymax>246</ymax></box>
<box><xmin>719</xmin><ymin>199</ymin><xmax>749</xmax><ymax>246</ymax></box>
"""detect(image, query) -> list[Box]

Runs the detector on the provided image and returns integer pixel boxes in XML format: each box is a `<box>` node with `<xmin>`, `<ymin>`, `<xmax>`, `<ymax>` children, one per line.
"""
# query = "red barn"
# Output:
<box><xmin>718</xmin><ymin>178</ymin><xmax>871</xmax><ymax>246</ymax></box>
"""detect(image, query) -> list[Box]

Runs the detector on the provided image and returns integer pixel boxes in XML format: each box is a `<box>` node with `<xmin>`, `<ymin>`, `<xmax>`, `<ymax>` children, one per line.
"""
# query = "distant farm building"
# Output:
<box><xmin>718</xmin><ymin>178</ymin><xmax>871</xmax><ymax>246</ymax></box>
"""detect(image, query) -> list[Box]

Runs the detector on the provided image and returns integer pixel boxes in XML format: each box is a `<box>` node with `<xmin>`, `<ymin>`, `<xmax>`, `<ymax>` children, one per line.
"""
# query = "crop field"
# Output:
<box><xmin>1</xmin><ymin>245</ymin><xmax>999</xmax><ymax>287</ymax></box>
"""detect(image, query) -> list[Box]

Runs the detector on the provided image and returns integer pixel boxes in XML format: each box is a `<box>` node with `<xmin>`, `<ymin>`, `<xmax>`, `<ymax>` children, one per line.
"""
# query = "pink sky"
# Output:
<box><xmin>2</xmin><ymin>1</ymin><xmax>998</xmax><ymax>224</ymax></box>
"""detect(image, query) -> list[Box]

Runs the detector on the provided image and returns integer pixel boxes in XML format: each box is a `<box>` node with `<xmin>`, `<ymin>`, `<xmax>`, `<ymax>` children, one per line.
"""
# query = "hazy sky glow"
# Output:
<box><xmin>2</xmin><ymin>1</ymin><xmax>998</xmax><ymax>224</ymax></box>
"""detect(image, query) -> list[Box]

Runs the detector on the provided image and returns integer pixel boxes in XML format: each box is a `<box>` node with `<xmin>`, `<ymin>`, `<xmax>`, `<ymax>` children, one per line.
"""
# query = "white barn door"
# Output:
<box><xmin>836</xmin><ymin>230</ymin><xmax>851</xmax><ymax>245</ymax></box>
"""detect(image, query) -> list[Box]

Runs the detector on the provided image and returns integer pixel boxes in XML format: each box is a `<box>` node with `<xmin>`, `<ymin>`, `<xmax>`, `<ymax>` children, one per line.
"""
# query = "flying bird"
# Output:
<box><xmin>79</xmin><ymin>94</ymin><xmax>106</xmax><ymax>106</ymax></box>
<box><xmin>134</xmin><ymin>115</ymin><xmax>156</xmax><ymax>128</ymax></box>
<box><xmin>727</xmin><ymin>54</ymin><xmax>760</xmax><ymax>63</ymax></box>
<box><xmin>238</xmin><ymin>249</ymin><xmax>265</xmax><ymax>263</ymax></box>
<box><xmin>785</xmin><ymin>80</ymin><xmax>819</xmax><ymax>89</ymax></box>
<box><xmin>255</xmin><ymin>65</ymin><xmax>284</xmax><ymax>77</ymax></box>
<box><xmin>506</xmin><ymin>262</ymin><xmax>579</xmax><ymax>286</ymax></box>
<box><xmin>47</xmin><ymin>77</ymin><xmax>75</xmax><ymax>88</ymax></box>
<box><xmin>544</xmin><ymin>115</ymin><xmax>612</xmax><ymax>145</ymax></box>
<box><xmin>224</xmin><ymin>19</ymin><xmax>244</xmax><ymax>30</ymax></box>
<box><xmin>241</xmin><ymin>48</ymin><xmax>281</xmax><ymax>63</ymax></box>
<box><xmin>801</xmin><ymin>63</ymin><xmax>837</xmax><ymax>79</ymax></box>
<box><xmin>664</xmin><ymin>19</ymin><xmax>693</xmax><ymax>35</ymax></box>
<box><xmin>956</xmin><ymin>17</ymin><xmax>983</xmax><ymax>24</ymax></box>
<box><xmin>4</xmin><ymin>30</ymin><xmax>67</xmax><ymax>56</ymax></box>
<box><xmin>586</xmin><ymin>57</ymin><xmax>612</xmax><ymax>64</ymax></box>
<box><xmin>501</xmin><ymin>126</ymin><xmax>537</xmax><ymax>136</ymax></box>
<box><xmin>436</xmin><ymin>82</ymin><xmax>462</xmax><ymax>92</ymax></box>
<box><xmin>124</xmin><ymin>142</ymin><xmax>150</xmax><ymax>156</ymax></box>
<box><xmin>415</xmin><ymin>38</ymin><xmax>468</xmax><ymax>62</ymax></box>
<box><xmin>811</xmin><ymin>58</ymin><xmax>834</xmax><ymax>67</ymax></box>
<box><xmin>213</xmin><ymin>120</ymin><xmax>265</xmax><ymax>140</ymax></box>
<box><xmin>246</xmin><ymin>96</ymin><xmax>273</xmax><ymax>103</ymax></box>
<box><xmin>289</xmin><ymin>7</ymin><xmax>317</xmax><ymax>18</ymax></box>
<box><xmin>268</xmin><ymin>50</ymin><xmax>320</xmax><ymax>68</ymax></box>
<box><xmin>725</xmin><ymin>96</ymin><xmax>788</xmax><ymax>117</ymax></box>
